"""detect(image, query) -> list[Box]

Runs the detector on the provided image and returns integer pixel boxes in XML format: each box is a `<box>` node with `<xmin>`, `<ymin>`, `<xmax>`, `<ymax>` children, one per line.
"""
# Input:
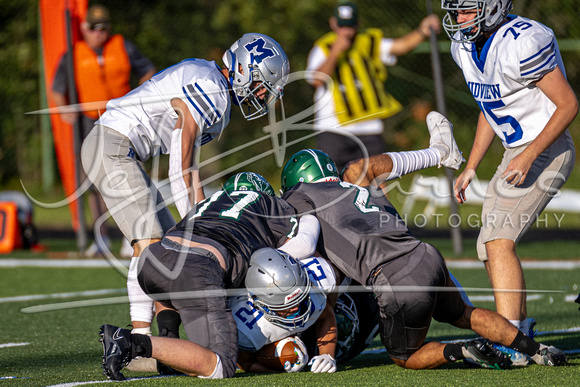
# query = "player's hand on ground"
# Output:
<box><xmin>309</xmin><ymin>354</ymin><xmax>337</xmax><ymax>373</ymax></box>
<box><xmin>454</xmin><ymin>168</ymin><xmax>476</xmax><ymax>204</ymax></box>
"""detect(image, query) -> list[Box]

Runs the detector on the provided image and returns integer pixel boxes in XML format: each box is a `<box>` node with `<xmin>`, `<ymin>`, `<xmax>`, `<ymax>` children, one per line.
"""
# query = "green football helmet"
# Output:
<box><xmin>280</xmin><ymin>149</ymin><xmax>340</xmax><ymax>193</ymax></box>
<box><xmin>223</xmin><ymin>172</ymin><xmax>275</xmax><ymax>196</ymax></box>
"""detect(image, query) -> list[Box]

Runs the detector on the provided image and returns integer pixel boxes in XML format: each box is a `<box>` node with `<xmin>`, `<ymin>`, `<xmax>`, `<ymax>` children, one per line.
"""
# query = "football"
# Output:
<box><xmin>255</xmin><ymin>337</ymin><xmax>303</xmax><ymax>371</ymax></box>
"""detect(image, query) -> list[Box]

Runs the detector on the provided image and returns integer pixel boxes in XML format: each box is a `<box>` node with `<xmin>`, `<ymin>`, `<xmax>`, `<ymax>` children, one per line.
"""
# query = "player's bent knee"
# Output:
<box><xmin>197</xmin><ymin>354</ymin><xmax>235</xmax><ymax>379</ymax></box>
<box><xmin>391</xmin><ymin>357</ymin><xmax>407</xmax><ymax>368</ymax></box>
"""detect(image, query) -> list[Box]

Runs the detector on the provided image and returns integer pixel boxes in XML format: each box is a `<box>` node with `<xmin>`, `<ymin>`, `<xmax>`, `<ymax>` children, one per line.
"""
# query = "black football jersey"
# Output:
<box><xmin>283</xmin><ymin>181</ymin><xmax>421</xmax><ymax>284</ymax></box>
<box><xmin>169</xmin><ymin>190</ymin><xmax>298</xmax><ymax>287</ymax></box>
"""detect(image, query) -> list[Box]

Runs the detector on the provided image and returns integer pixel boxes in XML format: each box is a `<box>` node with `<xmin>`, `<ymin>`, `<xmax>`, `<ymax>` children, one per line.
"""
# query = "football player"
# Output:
<box><xmin>280</xmin><ymin>148</ymin><xmax>567</xmax><ymax>370</ymax></box>
<box><xmin>99</xmin><ymin>172</ymin><xmax>321</xmax><ymax>380</ymax></box>
<box><xmin>81</xmin><ymin>33</ymin><xmax>290</xmax><ymax>338</ymax></box>
<box><xmin>233</xmin><ymin>247</ymin><xmax>341</xmax><ymax>373</ymax></box>
<box><xmin>441</xmin><ymin>0</ymin><xmax>577</xmax><ymax>337</ymax></box>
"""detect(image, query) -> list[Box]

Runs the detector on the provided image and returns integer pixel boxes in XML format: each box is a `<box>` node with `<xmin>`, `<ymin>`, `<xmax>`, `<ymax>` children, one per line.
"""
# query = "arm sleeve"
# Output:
<box><xmin>278</xmin><ymin>214</ymin><xmax>320</xmax><ymax>259</ymax></box>
<box><xmin>168</xmin><ymin>128</ymin><xmax>192</xmax><ymax>218</ymax></box>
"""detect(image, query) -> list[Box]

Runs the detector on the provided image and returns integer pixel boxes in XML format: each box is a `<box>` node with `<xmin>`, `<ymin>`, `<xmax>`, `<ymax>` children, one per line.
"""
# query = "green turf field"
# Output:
<box><xmin>1</xmin><ymin>244</ymin><xmax>579</xmax><ymax>387</ymax></box>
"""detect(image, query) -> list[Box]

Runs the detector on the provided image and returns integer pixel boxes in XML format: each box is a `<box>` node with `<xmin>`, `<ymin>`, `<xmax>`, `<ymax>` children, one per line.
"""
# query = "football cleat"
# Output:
<box><xmin>491</xmin><ymin>343</ymin><xmax>531</xmax><ymax>367</ymax></box>
<box><xmin>99</xmin><ymin>324</ymin><xmax>133</xmax><ymax>380</ymax></box>
<box><xmin>462</xmin><ymin>339</ymin><xmax>512</xmax><ymax>370</ymax></box>
<box><xmin>426</xmin><ymin>111</ymin><xmax>465</xmax><ymax>170</ymax></box>
<box><xmin>531</xmin><ymin>344</ymin><xmax>567</xmax><ymax>366</ymax></box>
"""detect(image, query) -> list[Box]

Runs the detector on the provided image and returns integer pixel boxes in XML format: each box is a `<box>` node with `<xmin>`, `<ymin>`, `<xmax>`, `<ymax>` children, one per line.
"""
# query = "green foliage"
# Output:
<box><xmin>2</xmin><ymin>0</ymin><xmax>580</xmax><ymax>192</ymax></box>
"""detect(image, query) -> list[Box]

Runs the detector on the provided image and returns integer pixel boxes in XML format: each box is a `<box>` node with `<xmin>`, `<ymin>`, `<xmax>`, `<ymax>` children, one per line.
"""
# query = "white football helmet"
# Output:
<box><xmin>245</xmin><ymin>248</ymin><xmax>313</xmax><ymax>328</ymax></box>
<box><xmin>222</xmin><ymin>33</ymin><xmax>290</xmax><ymax>120</ymax></box>
<box><xmin>441</xmin><ymin>0</ymin><xmax>513</xmax><ymax>43</ymax></box>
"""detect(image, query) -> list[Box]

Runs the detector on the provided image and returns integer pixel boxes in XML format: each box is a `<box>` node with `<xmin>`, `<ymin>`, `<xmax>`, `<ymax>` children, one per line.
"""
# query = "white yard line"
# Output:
<box><xmin>0</xmin><ymin>289</ymin><xmax>127</xmax><ymax>304</ymax></box>
<box><xmin>0</xmin><ymin>342</ymin><xmax>29</xmax><ymax>349</ymax></box>
<box><xmin>45</xmin><ymin>375</ymin><xmax>176</xmax><ymax>386</ymax></box>
<box><xmin>0</xmin><ymin>259</ymin><xmax>130</xmax><ymax>268</ymax></box>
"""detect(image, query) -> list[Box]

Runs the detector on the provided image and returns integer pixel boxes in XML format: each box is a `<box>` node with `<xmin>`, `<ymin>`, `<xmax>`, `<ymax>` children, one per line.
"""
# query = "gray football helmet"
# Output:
<box><xmin>222</xmin><ymin>33</ymin><xmax>290</xmax><ymax>120</ymax></box>
<box><xmin>245</xmin><ymin>248</ymin><xmax>313</xmax><ymax>328</ymax></box>
<box><xmin>441</xmin><ymin>0</ymin><xmax>513</xmax><ymax>43</ymax></box>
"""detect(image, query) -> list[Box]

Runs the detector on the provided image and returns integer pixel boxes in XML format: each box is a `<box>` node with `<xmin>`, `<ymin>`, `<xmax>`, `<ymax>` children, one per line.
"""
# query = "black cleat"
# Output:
<box><xmin>462</xmin><ymin>338</ymin><xmax>512</xmax><ymax>370</ymax></box>
<box><xmin>99</xmin><ymin>324</ymin><xmax>133</xmax><ymax>380</ymax></box>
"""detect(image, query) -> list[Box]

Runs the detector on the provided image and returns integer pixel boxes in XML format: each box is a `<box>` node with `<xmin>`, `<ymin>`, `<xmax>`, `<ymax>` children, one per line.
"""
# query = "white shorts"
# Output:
<box><xmin>477</xmin><ymin>131</ymin><xmax>575</xmax><ymax>260</ymax></box>
<box><xmin>81</xmin><ymin>125</ymin><xmax>176</xmax><ymax>243</ymax></box>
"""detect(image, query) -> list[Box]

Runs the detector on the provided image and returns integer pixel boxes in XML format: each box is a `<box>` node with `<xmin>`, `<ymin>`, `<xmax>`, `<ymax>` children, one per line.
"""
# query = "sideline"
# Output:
<box><xmin>45</xmin><ymin>375</ymin><xmax>177</xmax><ymax>387</ymax></box>
<box><xmin>2</xmin><ymin>259</ymin><xmax>579</xmax><ymax>269</ymax></box>
<box><xmin>0</xmin><ymin>259</ymin><xmax>130</xmax><ymax>268</ymax></box>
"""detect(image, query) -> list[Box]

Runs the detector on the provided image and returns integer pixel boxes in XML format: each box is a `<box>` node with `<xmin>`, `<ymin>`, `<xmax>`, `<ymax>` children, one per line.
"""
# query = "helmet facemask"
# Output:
<box><xmin>441</xmin><ymin>0</ymin><xmax>512</xmax><ymax>44</ymax></box>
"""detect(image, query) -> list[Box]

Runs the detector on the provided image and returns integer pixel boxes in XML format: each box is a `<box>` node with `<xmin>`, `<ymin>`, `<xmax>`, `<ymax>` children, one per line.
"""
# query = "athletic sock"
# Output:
<box><xmin>443</xmin><ymin>343</ymin><xmax>465</xmax><ymax>362</ymax></box>
<box><xmin>509</xmin><ymin>331</ymin><xmax>540</xmax><ymax>357</ymax></box>
<box><xmin>130</xmin><ymin>333</ymin><xmax>153</xmax><ymax>358</ymax></box>
<box><xmin>127</xmin><ymin>256</ymin><xmax>154</xmax><ymax>323</ymax></box>
<box><xmin>157</xmin><ymin>309</ymin><xmax>181</xmax><ymax>339</ymax></box>
<box><xmin>384</xmin><ymin>149</ymin><xmax>441</xmax><ymax>181</ymax></box>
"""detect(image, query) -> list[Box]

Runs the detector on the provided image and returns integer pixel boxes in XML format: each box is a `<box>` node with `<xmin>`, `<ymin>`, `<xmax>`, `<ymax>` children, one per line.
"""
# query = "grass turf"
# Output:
<box><xmin>0</xmin><ymin>257</ymin><xmax>579</xmax><ymax>386</ymax></box>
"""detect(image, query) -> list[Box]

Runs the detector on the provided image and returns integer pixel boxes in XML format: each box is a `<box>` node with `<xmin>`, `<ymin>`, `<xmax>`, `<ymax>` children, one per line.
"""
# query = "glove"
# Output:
<box><xmin>284</xmin><ymin>337</ymin><xmax>309</xmax><ymax>373</ymax></box>
<box><xmin>308</xmin><ymin>354</ymin><xmax>337</xmax><ymax>373</ymax></box>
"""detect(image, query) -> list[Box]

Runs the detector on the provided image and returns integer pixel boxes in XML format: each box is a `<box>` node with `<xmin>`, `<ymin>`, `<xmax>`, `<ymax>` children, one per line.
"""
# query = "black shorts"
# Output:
<box><xmin>138</xmin><ymin>238</ymin><xmax>238</xmax><ymax>378</ymax></box>
<box><xmin>371</xmin><ymin>242</ymin><xmax>465</xmax><ymax>360</ymax></box>
<box><xmin>316</xmin><ymin>132</ymin><xmax>386</xmax><ymax>171</ymax></box>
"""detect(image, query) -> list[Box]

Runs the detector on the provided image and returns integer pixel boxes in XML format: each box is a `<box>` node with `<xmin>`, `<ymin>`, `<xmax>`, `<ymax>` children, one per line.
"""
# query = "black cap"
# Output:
<box><xmin>334</xmin><ymin>1</ymin><xmax>358</xmax><ymax>27</ymax></box>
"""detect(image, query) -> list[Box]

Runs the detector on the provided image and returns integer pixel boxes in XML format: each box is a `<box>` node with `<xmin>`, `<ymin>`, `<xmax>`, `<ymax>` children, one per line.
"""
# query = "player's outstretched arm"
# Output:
<box><xmin>309</xmin><ymin>303</ymin><xmax>338</xmax><ymax>373</ymax></box>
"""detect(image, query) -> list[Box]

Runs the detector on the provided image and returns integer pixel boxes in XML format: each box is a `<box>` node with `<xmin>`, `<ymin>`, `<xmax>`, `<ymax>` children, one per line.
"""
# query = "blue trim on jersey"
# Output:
<box><xmin>195</xmin><ymin>83</ymin><xmax>222</xmax><ymax>120</ymax></box>
<box><xmin>200</xmin><ymin>133</ymin><xmax>213</xmax><ymax>145</ymax></box>
<box><xmin>520</xmin><ymin>40</ymin><xmax>555</xmax><ymax>77</ymax></box>
<box><xmin>182</xmin><ymin>86</ymin><xmax>212</xmax><ymax>126</ymax></box>
<box><xmin>470</xmin><ymin>33</ymin><xmax>496</xmax><ymax>74</ymax></box>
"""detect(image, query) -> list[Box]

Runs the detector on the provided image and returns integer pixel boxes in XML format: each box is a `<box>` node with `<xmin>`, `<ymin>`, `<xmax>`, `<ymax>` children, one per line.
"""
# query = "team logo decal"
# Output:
<box><xmin>244</xmin><ymin>38</ymin><xmax>275</xmax><ymax>64</ymax></box>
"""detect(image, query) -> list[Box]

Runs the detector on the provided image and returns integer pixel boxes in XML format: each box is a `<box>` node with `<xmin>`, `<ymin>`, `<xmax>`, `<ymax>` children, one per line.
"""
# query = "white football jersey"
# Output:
<box><xmin>96</xmin><ymin>59</ymin><xmax>231</xmax><ymax>161</ymax></box>
<box><xmin>231</xmin><ymin>256</ymin><xmax>336</xmax><ymax>352</ymax></box>
<box><xmin>451</xmin><ymin>15</ymin><xmax>565</xmax><ymax>148</ymax></box>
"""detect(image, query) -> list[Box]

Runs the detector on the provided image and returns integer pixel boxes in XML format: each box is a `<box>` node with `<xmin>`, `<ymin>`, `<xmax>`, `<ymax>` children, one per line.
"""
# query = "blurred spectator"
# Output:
<box><xmin>52</xmin><ymin>4</ymin><xmax>155</xmax><ymax>257</ymax></box>
<box><xmin>306</xmin><ymin>1</ymin><xmax>440</xmax><ymax>171</ymax></box>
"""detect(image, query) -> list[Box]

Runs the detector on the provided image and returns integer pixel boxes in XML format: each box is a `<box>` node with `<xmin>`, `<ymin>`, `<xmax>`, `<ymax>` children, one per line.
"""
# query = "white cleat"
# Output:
<box><xmin>426</xmin><ymin>111</ymin><xmax>465</xmax><ymax>170</ymax></box>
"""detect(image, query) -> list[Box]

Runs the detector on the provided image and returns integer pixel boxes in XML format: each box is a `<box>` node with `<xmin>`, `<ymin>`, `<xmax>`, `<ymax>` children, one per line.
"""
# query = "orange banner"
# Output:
<box><xmin>39</xmin><ymin>0</ymin><xmax>87</xmax><ymax>231</ymax></box>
